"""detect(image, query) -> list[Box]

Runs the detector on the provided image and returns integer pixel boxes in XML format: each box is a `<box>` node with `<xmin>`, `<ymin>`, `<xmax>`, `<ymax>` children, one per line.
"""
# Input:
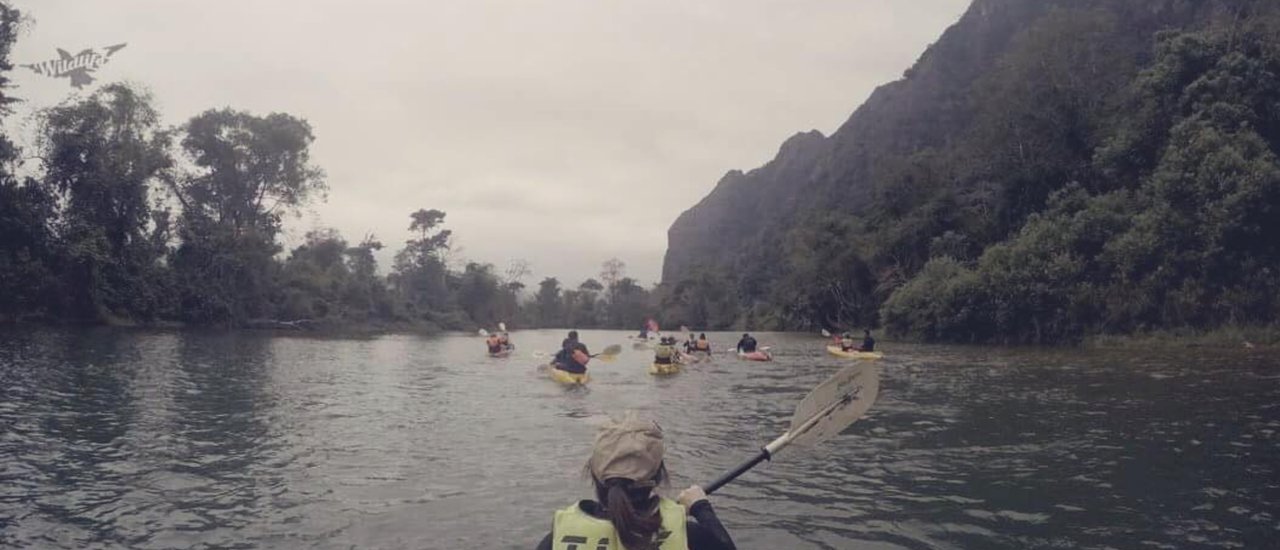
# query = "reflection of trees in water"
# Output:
<box><xmin>42</xmin><ymin>328</ymin><xmax>135</xmax><ymax>444</ymax></box>
<box><xmin>166</xmin><ymin>330</ymin><xmax>280</xmax><ymax>532</ymax></box>
<box><xmin>6</xmin><ymin>328</ymin><xmax>144</xmax><ymax>546</ymax></box>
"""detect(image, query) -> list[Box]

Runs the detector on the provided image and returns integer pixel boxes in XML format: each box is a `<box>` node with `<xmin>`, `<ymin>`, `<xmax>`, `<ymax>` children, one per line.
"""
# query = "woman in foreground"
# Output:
<box><xmin>535</xmin><ymin>414</ymin><xmax>736</xmax><ymax>550</ymax></box>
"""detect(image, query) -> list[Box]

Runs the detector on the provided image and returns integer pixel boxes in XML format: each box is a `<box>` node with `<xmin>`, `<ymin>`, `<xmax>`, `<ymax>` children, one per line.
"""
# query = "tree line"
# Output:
<box><xmin>0</xmin><ymin>4</ymin><xmax>673</xmax><ymax>332</ymax></box>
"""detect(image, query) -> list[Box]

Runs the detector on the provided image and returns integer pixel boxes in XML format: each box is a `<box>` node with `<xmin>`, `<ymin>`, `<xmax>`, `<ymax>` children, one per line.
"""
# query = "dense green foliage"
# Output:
<box><xmin>663</xmin><ymin>0</ymin><xmax>1280</xmax><ymax>343</ymax></box>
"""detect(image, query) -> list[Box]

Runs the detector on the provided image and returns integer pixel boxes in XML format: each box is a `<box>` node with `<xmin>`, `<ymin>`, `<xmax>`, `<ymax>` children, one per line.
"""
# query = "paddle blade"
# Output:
<box><xmin>478</xmin><ymin>328</ymin><xmax>489</xmax><ymax>337</ymax></box>
<box><xmin>822</xmin><ymin>329</ymin><xmax>831</xmax><ymax>338</ymax></box>
<box><xmin>498</xmin><ymin>322</ymin><xmax>507</xmax><ymax>332</ymax></box>
<box><xmin>788</xmin><ymin>364</ymin><xmax>879</xmax><ymax>448</ymax></box>
<box><xmin>599</xmin><ymin>344</ymin><xmax>622</xmax><ymax>356</ymax></box>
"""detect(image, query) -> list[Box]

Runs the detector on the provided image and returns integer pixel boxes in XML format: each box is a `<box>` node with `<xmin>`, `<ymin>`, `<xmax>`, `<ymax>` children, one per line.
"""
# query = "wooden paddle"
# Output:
<box><xmin>703</xmin><ymin>363</ymin><xmax>880</xmax><ymax>494</ymax></box>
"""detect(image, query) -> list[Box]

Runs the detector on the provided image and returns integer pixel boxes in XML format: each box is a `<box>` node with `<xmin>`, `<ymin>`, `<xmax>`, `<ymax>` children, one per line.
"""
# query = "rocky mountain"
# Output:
<box><xmin>660</xmin><ymin>0</ymin><xmax>1280</xmax><ymax>342</ymax></box>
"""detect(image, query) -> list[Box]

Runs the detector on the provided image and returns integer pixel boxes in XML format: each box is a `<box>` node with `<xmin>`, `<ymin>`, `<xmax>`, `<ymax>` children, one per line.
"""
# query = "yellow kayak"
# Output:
<box><xmin>649</xmin><ymin>362</ymin><xmax>681</xmax><ymax>376</ymax></box>
<box><xmin>547</xmin><ymin>365</ymin><xmax>590</xmax><ymax>386</ymax></box>
<box><xmin>826</xmin><ymin>345</ymin><xmax>883</xmax><ymax>360</ymax></box>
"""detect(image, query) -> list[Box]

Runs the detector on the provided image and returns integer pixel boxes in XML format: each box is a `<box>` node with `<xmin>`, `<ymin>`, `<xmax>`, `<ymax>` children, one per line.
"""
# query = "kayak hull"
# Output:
<box><xmin>489</xmin><ymin>349</ymin><xmax>512</xmax><ymax>358</ymax></box>
<box><xmin>547</xmin><ymin>365</ymin><xmax>590</xmax><ymax>386</ymax></box>
<box><xmin>826</xmin><ymin>346</ymin><xmax>883</xmax><ymax>360</ymax></box>
<box><xmin>738</xmin><ymin>351</ymin><xmax>772</xmax><ymax>362</ymax></box>
<box><xmin>649</xmin><ymin>362</ymin><xmax>681</xmax><ymax>376</ymax></box>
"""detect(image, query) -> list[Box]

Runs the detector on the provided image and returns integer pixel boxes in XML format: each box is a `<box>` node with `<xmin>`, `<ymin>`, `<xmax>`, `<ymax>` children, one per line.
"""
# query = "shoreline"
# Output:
<box><xmin>1082</xmin><ymin>325</ymin><xmax>1278</xmax><ymax>350</ymax></box>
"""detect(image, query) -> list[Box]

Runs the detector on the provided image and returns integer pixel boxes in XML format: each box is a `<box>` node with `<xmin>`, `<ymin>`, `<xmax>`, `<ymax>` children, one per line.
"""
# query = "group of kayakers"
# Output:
<box><xmin>531</xmin><ymin>327</ymin><xmax>874</xmax><ymax>372</ymax></box>
<box><xmin>485</xmin><ymin>331</ymin><xmax>515</xmax><ymax>356</ymax></box>
<box><xmin>652</xmin><ymin>333</ymin><xmax>714</xmax><ymax>366</ymax></box>
<box><xmin>501</xmin><ymin>325</ymin><xmax>878</xmax><ymax>549</ymax></box>
<box><xmin>835</xmin><ymin>329</ymin><xmax>875</xmax><ymax>353</ymax></box>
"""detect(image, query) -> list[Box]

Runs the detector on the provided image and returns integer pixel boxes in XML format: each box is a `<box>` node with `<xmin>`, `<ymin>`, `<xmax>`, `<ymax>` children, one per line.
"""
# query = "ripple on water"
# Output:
<box><xmin>1</xmin><ymin>329</ymin><xmax>1279</xmax><ymax>549</ymax></box>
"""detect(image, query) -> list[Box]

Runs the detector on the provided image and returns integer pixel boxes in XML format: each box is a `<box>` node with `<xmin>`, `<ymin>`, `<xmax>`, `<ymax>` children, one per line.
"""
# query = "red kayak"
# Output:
<box><xmin>738</xmin><ymin>350</ymin><xmax>772</xmax><ymax>362</ymax></box>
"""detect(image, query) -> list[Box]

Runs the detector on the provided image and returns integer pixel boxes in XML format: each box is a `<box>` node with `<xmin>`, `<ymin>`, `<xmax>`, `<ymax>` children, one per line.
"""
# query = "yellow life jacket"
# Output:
<box><xmin>552</xmin><ymin>498</ymin><xmax>688</xmax><ymax>550</ymax></box>
<box><xmin>654</xmin><ymin>344</ymin><xmax>675</xmax><ymax>360</ymax></box>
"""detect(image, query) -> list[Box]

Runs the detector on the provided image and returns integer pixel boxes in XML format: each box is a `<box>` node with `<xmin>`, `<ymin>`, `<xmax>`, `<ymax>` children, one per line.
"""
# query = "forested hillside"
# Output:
<box><xmin>661</xmin><ymin>0</ymin><xmax>1280</xmax><ymax>343</ymax></box>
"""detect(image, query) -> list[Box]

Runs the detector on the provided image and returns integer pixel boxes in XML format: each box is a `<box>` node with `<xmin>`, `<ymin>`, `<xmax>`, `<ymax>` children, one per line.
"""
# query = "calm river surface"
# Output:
<box><xmin>1</xmin><ymin>328</ymin><xmax>1277</xmax><ymax>549</ymax></box>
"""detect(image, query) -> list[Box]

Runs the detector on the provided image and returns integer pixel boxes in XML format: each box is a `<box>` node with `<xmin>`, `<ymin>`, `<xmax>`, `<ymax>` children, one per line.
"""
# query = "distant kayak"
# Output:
<box><xmin>826</xmin><ymin>346</ymin><xmax>883</xmax><ymax>360</ymax></box>
<box><xmin>547</xmin><ymin>365</ymin><xmax>589</xmax><ymax>386</ymax></box>
<box><xmin>649</xmin><ymin>362</ymin><xmax>681</xmax><ymax>376</ymax></box>
<box><xmin>738</xmin><ymin>350</ymin><xmax>772</xmax><ymax>362</ymax></box>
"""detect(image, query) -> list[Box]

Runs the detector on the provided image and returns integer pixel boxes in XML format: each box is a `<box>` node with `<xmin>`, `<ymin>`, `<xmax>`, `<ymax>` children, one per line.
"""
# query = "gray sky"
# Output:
<box><xmin>8</xmin><ymin>0</ymin><xmax>969</xmax><ymax>286</ymax></box>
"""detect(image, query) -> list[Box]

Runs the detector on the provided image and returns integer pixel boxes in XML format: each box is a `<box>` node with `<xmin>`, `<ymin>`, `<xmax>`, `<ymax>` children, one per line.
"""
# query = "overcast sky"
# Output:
<box><xmin>8</xmin><ymin>0</ymin><xmax>969</xmax><ymax>285</ymax></box>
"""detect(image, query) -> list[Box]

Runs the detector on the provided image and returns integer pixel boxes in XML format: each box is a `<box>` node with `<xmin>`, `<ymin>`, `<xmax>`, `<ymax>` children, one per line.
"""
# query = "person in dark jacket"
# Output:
<box><xmin>735</xmin><ymin>333</ymin><xmax>757</xmax><ymax>354</ymax></box>
<box><xmin>553</xmin><ymin>330</ymin><xmax>591</xmax><ymax>374</ymax></box>
<box><xmin>859</xmin><ymin>329</ymin><xmax>875</xmax><ymax>352</ymax></box>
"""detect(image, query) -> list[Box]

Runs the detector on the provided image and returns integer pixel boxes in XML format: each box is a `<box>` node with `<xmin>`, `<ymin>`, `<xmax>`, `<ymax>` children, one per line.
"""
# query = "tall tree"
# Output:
<box><xmin>534</xmin><ymin>277</ymin><xmax>563</xmax><ymax>327</ymax></box>
<box><xmin>391</xmin><ymin>208</ymin><xmax>453</xmax><ymax>316</ymax></box>
<box><xmin>168</xmin><ymin>109</ymin><xmax>326</xmax><ymax>324</ymax></box>
<box><xmin>0</xmin><ymin>2</ymin><xmax>58</xmax><ymax>321</ymax></box>
<box><xmin>39</xmin><ymin>83</ymin><xmax>173</xmax><ymax>320</ymax></box>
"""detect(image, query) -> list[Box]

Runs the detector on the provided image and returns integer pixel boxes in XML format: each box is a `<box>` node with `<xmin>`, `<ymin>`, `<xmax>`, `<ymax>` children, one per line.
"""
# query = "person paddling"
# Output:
<box><xmin>858</xmin><ymin>329</ymin><xmax>875</xmax><ymax>352</ymax></box>
<box><xmin>499</xmin><ymin>331</ymin><xmax>515</xmax><ymax>352</ymax></box>
<box><xmin>838</xmin><ymin>332</ymin><xmax>856</xmax><ymax>352</ymax></box>
<box><xmin>735</xmin><ymin>333</ymin><xmax>758</xmax><ymax>354</ymax></box>
<box><xmin>554</xmin><ymin>330</ymin><xmax>592</xmax><ymax>375</ymax></box>
<box><xmin>683</xmin><ymin>333</ymin><xmax>697</xmax><ymax>354</ymax></box>
<box><xmin>654</xmin><ymin>336</ymin><xmax>678</xmax><ymax>366</ymax></box>
<box><xmin>535</xmin><ymin>413</ymin><xmax>737</xmax><ymax>550</ymax></box>
<box><xmin>695</xmin><ymin>333</ymin><xmax>711</xmax><ymax>355</ymax></box>
<box><xmin>486</xmin><ymin>333</ymin><xmax>504</xmax><ymax>354</ymax></box>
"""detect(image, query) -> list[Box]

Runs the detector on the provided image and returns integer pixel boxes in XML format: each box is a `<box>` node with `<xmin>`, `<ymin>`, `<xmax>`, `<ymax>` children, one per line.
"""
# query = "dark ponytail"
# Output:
<box><xmin>593</xmin><ymin>465</ymin><xmax>669</xmax><ymax>550</ymax></box>
<box><xmin>602</xmin><ymin>481</ymin><xmax>661</xmax><ymax>550</ymax></box>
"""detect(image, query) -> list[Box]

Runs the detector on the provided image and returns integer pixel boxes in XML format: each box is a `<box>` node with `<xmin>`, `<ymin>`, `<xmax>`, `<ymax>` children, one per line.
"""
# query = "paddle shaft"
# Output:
<box><xmin>702</xmin><ymin>393</ymin><xmax>846</xmax><ymax>494</ymax></box>
<box><xmin>705</xmin><ymin>449</ymin><xmax>770</xmax><ymax>494</ymax></box>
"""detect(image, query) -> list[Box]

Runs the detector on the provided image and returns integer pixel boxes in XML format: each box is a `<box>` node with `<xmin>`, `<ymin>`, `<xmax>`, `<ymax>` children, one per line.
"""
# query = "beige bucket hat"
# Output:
<box><xmin>588</xmin><ymin>413</ymin><xmax>665</xmax><ymax>482</ymax></box>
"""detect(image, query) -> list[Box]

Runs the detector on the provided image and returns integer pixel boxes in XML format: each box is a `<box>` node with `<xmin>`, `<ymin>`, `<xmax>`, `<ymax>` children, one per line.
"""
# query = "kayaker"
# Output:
<box><xmin>554</xmin><ymin>331</ymin><xmax>581</xmax><ymax>364</ymax></box>
<box><xmin>695</xmin><ymin>333</ymin><xmax>711</xmax><ymax>354</ymax></box>
<box><xmin>534</xmin><ymin>413</ymin><xmax>737</xmax><ymax>550</ymax></box>
<box><xmin>499</xmin><ymin>332</ymin><xmax>515</xmax><ymax>351</ymax></box>
<box><xmin>555</xmin><ymin>342</ymin><xmax>591</xmax><ymax>374</ymax></box>
<box><xmin>735</xmin><ymin>333</ymin><xmax>757</xmax><ymax>354</ymax></box>
<box><xmin>859</xmin><ymin>329</ymin><xmax>876</xmax><ymax>352</ymax></box>
<box><xmin>654</xmin><ymin>336</ymin><xmax>677</xmax><ymax>366</ymax></box>
<box><xmin>486</xmin><ymin>333</ymin><xmax>504</xmax><ymax>354</ymax></box>
<box><xmin>683</xmin><ymin>333</ymin><xmax>697</xmax><ymax>354</ymax></box>
<box><xmin>839</xmin><ymin>332</ymin><xmax>856</xmax><ymax>352</ymax></box>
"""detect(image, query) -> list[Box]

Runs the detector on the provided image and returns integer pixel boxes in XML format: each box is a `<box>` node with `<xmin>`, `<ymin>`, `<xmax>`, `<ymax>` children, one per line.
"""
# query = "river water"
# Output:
<box><xmin>1</xmin><ymin>328</ymin><xmax>1276</xmax><ymax>549</ymax></box>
